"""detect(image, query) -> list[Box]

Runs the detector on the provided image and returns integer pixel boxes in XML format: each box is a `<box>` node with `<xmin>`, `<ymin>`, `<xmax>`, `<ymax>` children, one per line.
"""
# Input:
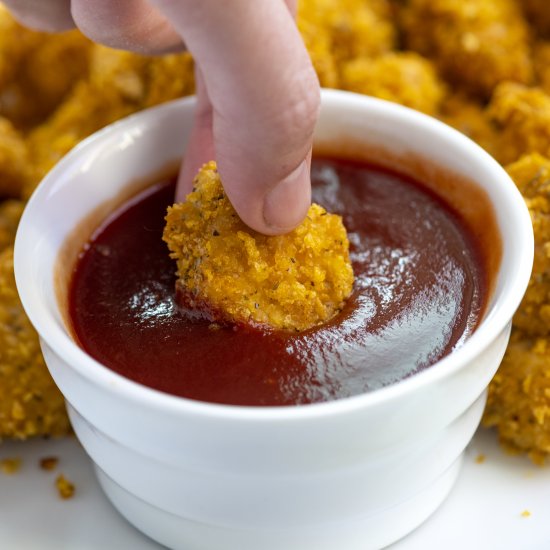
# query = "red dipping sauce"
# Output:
<box><xmin>69</xmin><ymin>159</ymin><xmax>487</xmax><ymax>406</ymax></box>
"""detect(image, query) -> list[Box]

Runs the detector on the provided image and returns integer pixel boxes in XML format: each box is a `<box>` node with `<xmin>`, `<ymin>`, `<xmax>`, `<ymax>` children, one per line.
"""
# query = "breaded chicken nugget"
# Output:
<box><xmin>533</xmin><ymin>41</ymin><xmax>550</xmax><ymax>94</ymax></box>
<box><xmin>24</xmin><ymin>81</ymin><xmax>136</xmax><ymax>197</ymax></box>
<box><xmin>297</xmin><ymin>0</ymin><xmax>396</xmax><ymax>87</ymax></box>
<box><xmin>24</xmin><ymin>46</ymin><xmax>195</xmax><ymax>197</ymax></box>
<box><xmin>341</xmin><ymin>52</ymin><xmax>447</xmax><ymax>115</ymax></box>
<box><xmin>400</xmin><ymin>0</ymin><xmax>533</xmax><ymax>98</ymax></box>
<box><xmin>90</xmin><ymin>45</ymin><xmax>194</xmax><ymax>106</ymax></box>
<box><xmin>504</xmin><ymin>154</ymin><xmax>550</xmax><ymax>336</ymax></box>
<box><xmin>0</xmin><ymin>30</ymin><xmax>91</xmax><ymax>130</ymax></box>
<box><xmin>0</xmin><ymin>199</ymin><xmax>23</xmax><ymax>252</ymax></box>
<box><xmin>486</xmin><ymin>82</ymin><xmax>550</xmax><ymax>165</ymax></box>
<box><xmin>439</xmin><ymin>93</ymin><xmax>499</xmax><ymax>157</ymax></box>
<box><xmin>0</xmin><ymin>5</ymin><xmax>42</xmax><ymax>89</ymax></box>
<box><xmin>0</xmin><ymin>247</ymin><xmax>70</xmax><ymax>438</ymax></box>
<box><xmin>484</xmin><ymin>331</ymin><xmax>550</xmax><ymax>464</ymax></box>
<box><xmin>521</xmin><ymin>0</ymin><xmax>550</xmax><ymax>39</ymax></box>
<box><xmin>0</xmin><ymin>116</ymin><xmax>29</xmax><ymax>198</ymax></box>
<box><xmin>164</xmin><ymin>162</ymin><xmax>354</xmax><ymax>332</ymax></box>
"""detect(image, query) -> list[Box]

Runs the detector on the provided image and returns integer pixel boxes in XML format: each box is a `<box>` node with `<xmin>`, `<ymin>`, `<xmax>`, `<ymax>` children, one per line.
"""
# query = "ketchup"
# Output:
<box><xmin>69</xmin><ymin>158</ymin><xmax>487</xmax><ymax>406</ymax></box>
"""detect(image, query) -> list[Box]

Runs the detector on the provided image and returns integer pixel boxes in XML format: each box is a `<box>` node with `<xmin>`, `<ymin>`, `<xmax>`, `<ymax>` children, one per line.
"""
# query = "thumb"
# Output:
<box><xmin>151</xmin><ymin>0</ymin><xmax>320</xmax><ymax>235</ymax></box>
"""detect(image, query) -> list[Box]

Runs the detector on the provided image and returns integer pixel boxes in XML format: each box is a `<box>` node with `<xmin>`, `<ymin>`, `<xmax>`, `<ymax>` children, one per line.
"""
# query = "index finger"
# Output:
<box><xmin>151</xmin><ymin>0</ymin><xmax>320</xmax><ymax>234</ymax></box>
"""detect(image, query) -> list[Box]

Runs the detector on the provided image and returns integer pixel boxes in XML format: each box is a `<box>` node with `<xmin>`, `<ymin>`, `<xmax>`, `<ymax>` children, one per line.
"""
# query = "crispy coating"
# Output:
<box><xmin>341</xmin><ymin>52</ymin><xmax>447</xmax><ymax>115</ymax></box>
<box><xmin>0</xmin><ymin>247</ymin><xmax>70</xmax><ymax>439</ymax></box>
<box><xmin>439</xmin><ymin>93</ymin><xmax>499</xmax><ymax>157</ymax></box>
<box><xmin>24</xmin><ymin>47</ymin><xmax>194</xmax><ymax>197</ymax></box>
<box><xmin>0</xmin><ymin>117</ymin><xmax>29</xmax><ymax>198</ymax></box>
<box><xmin>0</xmin><ymin>5</ymin><xmax>42</xmax><ymax>90</ymax></box>
<box><xmin>400</xmin><ymin>0</ymin><xmax>533</xmax><ymax>98</ymax></box>
<box><xmin>164</xmin><ymin>162</ymin><xmax>354</xmax><ymax>332</ymax></box>
<box><xmin>0</xmin><ymin>199</ymin><xmax>23</xmax><ymax>252</ymax></box>
<box><xmin>0</xmin><ymin>30</ymin><xmax>91</xmax><ymax>130</ymax></box>
<box><xmin>297</xmin><ymin>0</ymin><xmax>396</xmax><ymax>87</ymax></box>
<box><xmin>486</xmin><ymin>82</ymin><xmax>550</xmax><ymax>165</ymax></box>
<box><xmin>483</xmin><ymin>331</ymin><xmax>550</xmax><ymax>465</ymax></box>
<box><xmin>89</xmin><ymin>45</ymin><xmax>194</xmax><ymax>107</ymax></box>
<box><xmin>533</xmin><ymin>41</ymin><xmax>550</xmax><ymax>94</ymax></box>
<box><xmin>25</xmin><ymin>81</ymin><xmax>137</xmax><ymax>196</ymax></box>
<box><xmin>521</xmin><ymin>0</ymin><xmax>550</xmax><ymax>39</ymax></box>
<box><xmin>504</xmin><ymin>154</ymin><xmax>550</xmax><ymax>336</ymax></box>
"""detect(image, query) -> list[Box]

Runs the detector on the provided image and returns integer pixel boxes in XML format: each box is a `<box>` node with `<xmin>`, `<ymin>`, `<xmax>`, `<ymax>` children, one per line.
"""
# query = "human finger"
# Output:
<box><xmin>176</xmin><ymin>67</ymin><xmax>215</xmax><ymax>202</ymax></box>
<box><xmin>2</xmin><ymin>0</ymin><xmax>74</xmax><ymax>32</ymax></box>
<box><xmin>151</xmin><ymin>0</ymin><xmax>320</xmax><ymax>235</ymax></box>
<box><xmin>71</xmin><ymin>0</ymin><xmax>183</xmax><ymax>54</ymax></box>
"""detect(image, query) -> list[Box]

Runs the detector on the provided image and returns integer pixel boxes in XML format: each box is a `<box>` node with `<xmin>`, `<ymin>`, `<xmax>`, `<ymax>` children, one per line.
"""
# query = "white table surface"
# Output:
<box><xmin>1</xmin><ymin>427</ymin><xmax>549</xmax><ymax>550</ymax></box>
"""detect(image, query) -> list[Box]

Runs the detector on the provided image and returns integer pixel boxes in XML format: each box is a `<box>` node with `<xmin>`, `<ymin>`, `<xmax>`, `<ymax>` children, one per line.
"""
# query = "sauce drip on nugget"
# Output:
<box><xmin>163</xmin><ymin>161</ymin><xmax>354</xmax><ymax>332</ymax></box>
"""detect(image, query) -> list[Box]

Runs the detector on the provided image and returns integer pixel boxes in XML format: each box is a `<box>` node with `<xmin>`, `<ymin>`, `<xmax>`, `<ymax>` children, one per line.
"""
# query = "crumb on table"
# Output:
<box><xmin>39</xmin><ymin>456</ymin><xmax>59</xmax><ymax>471</ymax></box>
<box><xmin>55</xmin><ymin>474</ymin><xmax>75</xmax><ymax>499</ymax></box>
<box><xmin>0</xmin><ymin>457</ymin><xmax>21</xmax><ymax>475</ymax></box>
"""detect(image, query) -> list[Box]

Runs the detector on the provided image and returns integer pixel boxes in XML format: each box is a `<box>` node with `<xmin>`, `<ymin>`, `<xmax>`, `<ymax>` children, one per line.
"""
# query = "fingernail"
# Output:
<box><xmin>263</xmin><ymin>161</ymin><xmax>311</xmax><ymax>233</ymax></box>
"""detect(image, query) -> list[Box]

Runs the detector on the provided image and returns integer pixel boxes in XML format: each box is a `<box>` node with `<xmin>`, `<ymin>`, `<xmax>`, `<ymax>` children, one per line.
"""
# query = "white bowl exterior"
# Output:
<box><xmin>14</xmin><ymin>91</ymin><xmax>533</xmax><ymax>549</ymax></box>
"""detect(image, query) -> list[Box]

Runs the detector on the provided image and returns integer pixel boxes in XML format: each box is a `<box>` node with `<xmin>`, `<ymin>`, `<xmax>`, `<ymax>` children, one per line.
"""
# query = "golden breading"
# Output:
<box><xmin>0</xmin><ymin>247</ymin><xmax>70</xmax><ymax>439</ymax></box>
<box><xmin>90</xmin><ymin>46</ymin><xmax>194</xmax><ymax>107</ymax></box>
<box><xmin>486</xmin><ymin>82</ymin><xmax>550</xmax><ymax>165</ymax></box>
<box><xmin>483</xmin><ymin>331</ymin><xmax>550</xmax><ymax>465</ymax></box>
<box><xmin>0</xmin><ymin>199</ymin><xmax>23</xmax><ymax>252</ymax></box>
<box><xmin>0</xmin><ymin>116</ymin><xmax>29</xmax><ymax>198</ymax></box>
<box><xmin>521</xmin><ymin>0</ymin><xmax>550</xmax><ymax>39</ymax></box>
<box><xmin>24</xmin><ymin>81</ymin><xmax>136</xmax><ymax>197</ymax></box>
<box><xmin>439</xmin><ymin>93</ymin><xmax>499</xmax><ymax>157</ymax></box>
<box><xmin>297</xmin><ymin>0</ymin><xmax>396</xmax><ymax>87</ymax></box>
<box><xmin>503</xmin><ymin>154</ymin><xmax>550</xmax><ymax>336</ymax></box>
<box><xmin>533</xmin><ymin>41</ymin><xmax>550</xmax><ymax>94</ymax></box>
<box><xmin>400</xmin><ymin>0</ymin><xmax>533</xmax><ymax>98</ymax></box>
<box><xmin>142</xmin><ymin>52</ymin><xmax>195</xmax><ymax>107</ymax></box>
<box><xmin>0</xmin><ymin>30</ymin><xmax>91</xmax><ymax>130</ymax></box>
<box><xmin>0</xmin><ymin>5</ymin><xmax>42</xmax><ymax>90</ymax></box>
<box><xmin>341</xmin><ymin>52</ymin><xmax>447</xmax><ymax>115</ymax></box>
<box><xmin>24</xmin><ymin>47</ymin><xmax>195</xmax><ymax>197</ymax></box>
<box><xmin>164</xmin><ymin>161</ymin><xmax>354</xmax><ymax>332</ymax></box>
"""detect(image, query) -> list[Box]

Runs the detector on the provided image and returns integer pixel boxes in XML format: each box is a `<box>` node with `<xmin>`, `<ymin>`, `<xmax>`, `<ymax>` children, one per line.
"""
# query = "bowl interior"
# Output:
<box><xmin>14</xmin><ymin>90</ymin><xmax>534</xmax><ymax>416</ymax></box>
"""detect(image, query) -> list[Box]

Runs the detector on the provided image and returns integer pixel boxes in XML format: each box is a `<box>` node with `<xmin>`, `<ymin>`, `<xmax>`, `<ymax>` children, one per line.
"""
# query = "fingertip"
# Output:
<box><xmin>260</xmin><ymin>159</ymin><xmax>312</xmax><ymax>235</ymax></box>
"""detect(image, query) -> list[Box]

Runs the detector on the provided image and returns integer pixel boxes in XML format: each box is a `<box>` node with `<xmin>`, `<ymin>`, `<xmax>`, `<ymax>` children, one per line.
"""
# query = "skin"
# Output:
<box><xmin>4</xmin><ymin>0</ymin><xmax>320</xmax><ymax>235</ymax></box>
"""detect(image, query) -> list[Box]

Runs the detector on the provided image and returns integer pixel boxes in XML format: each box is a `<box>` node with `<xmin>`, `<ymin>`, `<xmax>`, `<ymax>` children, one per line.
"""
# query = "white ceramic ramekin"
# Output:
<box><xmin>14</xmin><ymin>91</ymin><xmax>533</xmax><ymax>550</ymax></box>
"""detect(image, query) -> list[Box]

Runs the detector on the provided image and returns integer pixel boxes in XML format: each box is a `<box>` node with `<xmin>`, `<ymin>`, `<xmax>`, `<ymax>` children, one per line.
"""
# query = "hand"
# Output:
<box><xmin>4</xmin><ymin>0</ymin><xmax>320</xmax><ymax>234</ymax></box>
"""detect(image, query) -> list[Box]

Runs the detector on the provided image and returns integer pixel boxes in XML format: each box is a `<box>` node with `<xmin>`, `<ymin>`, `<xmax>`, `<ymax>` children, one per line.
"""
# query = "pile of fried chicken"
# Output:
<box><xmin>1</xmin><ymin>0</ymin><xmax>550</xmax><ymax>463</ymax></box>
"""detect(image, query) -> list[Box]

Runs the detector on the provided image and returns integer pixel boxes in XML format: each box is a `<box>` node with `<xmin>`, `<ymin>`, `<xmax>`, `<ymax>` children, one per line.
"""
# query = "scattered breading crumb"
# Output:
<box><xmin>0</xmin><ymin>457</ymin><xmax>21</xmax><ymax>475</ymax></box>
<box><xmin>521</xmin><ymin>510</ymin><xmax>531</xmax><ymax>518</ymax></box>
<box><xmin>39</xmin><ymin>456</ymin><xmax>58</xmax><ymax>471</ymax></box>
<box><xmin>475</xmin><ymin>453</ymin><xmax>486</xmax><ymax>464</ymax></box>
<box><xmin>55</xmin><ymin>474</ymin><xmax>75</xmax><ymax>499</ymax></box>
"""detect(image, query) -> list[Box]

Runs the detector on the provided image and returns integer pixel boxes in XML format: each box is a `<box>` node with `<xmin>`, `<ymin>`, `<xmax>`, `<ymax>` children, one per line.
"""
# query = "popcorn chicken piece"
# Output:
<box><xmin>439</xmin><ymin>92</ymin><xmax>499</xmax><ymax>157</ymax></box>
<box><xmin>0</xmin><ymin>247</ymin><xmax>70</xmax><ymax>439</ymax></box>
<box><xmin>164</xmin><ymin>162</ymin><xmax>354</xmax><ymax>332</ymax></box>
<box><xmin>0</xmin><ymin>30</ymin><xmax>91</xmax><ymax>130</ymax></box>
<box><xmin>297</xmin><ymin>0</ymin><xmax>396</xmax><ymax>87</ymax></box>
<box><xmin>521</xmin><ymin>0</ymin><xmax>550</xmax><ymax>39</ymax></box>
<box><xmin>400</xmin><ymin>0</ymin><xmax>533</xmax><ymax>98</ymax></box>
<box><xmin>0</xmin><ymin>199</ymin><xmax>24</xmax><ymax>252</ymax></box>
<box><xmin>503</xmin><ymin>154</ymin><xmax>550</xmax><ymax>336</ymax></box>
<box><xmin>533</xmin><ymin>41</ymin><xmax>550</xmax><ymax>94</ymax></box>
<box><xmin>24</xmin><ymin>46</ymin><xmax>195</xmax><ymax>197</ymax></box>
<box><xmin>0</xmin><ymin>117</ymin><xmax>29</xmax><ymax>198</ymax></box>
<box><xmin>341</xmin><ymin>52</ymin><xmax>447</xmax><ymax>115</ymax></box>
<box><xmin>486</xmin><ymin>82</ymin><xmax>550</xmax><ymax>165</ymax></box>
<box><xmin>484</xmin><ymin>331</ymin><xmax>550</xmax><ymax>465</ymax></box>
<box><xmin>0</xmin><ymin>5</ymin><xmax>42</xmax><ymax>90</ymax></box>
